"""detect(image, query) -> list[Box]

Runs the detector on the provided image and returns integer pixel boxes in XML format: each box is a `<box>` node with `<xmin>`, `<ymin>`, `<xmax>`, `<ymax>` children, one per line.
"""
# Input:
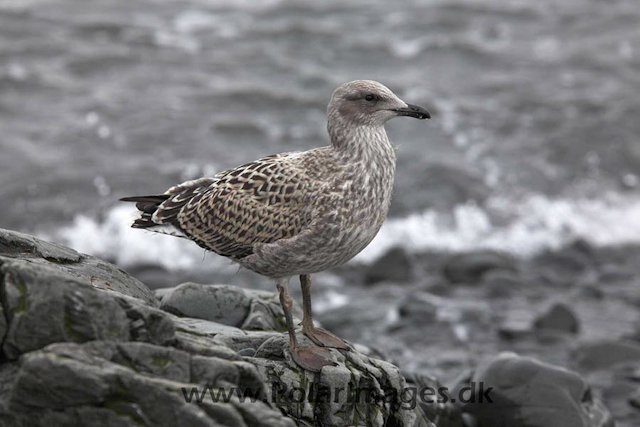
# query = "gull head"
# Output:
<box><xmin>327</xmin><ymin>80</ymin><xmax>430</xmax><ymax>127</ymax></box>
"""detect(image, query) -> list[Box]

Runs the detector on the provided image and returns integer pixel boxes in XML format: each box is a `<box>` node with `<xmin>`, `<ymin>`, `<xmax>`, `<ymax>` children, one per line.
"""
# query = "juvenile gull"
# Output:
<box><xmin>121</xmin><ymin>80</ymin><xmax>430</xmax><ymax>371</ymax></box>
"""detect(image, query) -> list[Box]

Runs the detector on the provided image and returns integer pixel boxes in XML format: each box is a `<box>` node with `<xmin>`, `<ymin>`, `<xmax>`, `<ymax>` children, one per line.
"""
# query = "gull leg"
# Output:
<box><xmin>300</xmin><ymin>274</ymin><xmax>351</xmax><ymax>351</ymax></box>
<box><xmin>277</xmin><ymin>277</ymin><xmax>336</xmax><ymax>372</ymax></box>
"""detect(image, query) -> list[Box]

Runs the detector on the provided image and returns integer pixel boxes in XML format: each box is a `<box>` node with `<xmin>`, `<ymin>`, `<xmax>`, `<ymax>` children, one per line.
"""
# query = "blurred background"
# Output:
<box><xmin>1</xmin><ymin>0</ymin><xmax>639</xmax><ymax>423</ymax></box>
<box><xmin>1</xmin><ymin>0</ymin><xmax>639</xmax><ymax>266</ymax></box>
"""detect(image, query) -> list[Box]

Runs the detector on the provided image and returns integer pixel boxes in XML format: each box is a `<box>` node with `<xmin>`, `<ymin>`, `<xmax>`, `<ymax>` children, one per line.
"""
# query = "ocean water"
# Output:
<box><xmin>1</xmin><ymin>0</ymin><xmax>640</xmax><ymax>270</ymax></box>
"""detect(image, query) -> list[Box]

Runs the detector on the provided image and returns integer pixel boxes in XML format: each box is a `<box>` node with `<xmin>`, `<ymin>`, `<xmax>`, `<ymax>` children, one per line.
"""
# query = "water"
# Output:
<box><xmin>1</xmin><ymin>0</ymin><xmax>640</xmax><ymax>268</ymax></box>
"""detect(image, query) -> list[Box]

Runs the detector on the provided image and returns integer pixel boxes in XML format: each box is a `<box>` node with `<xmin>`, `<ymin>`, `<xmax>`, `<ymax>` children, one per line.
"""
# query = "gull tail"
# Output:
<box><xmin>120</xmin><ymin>195</ymin><xmax>170</xmax><ymax>229</ymax></box>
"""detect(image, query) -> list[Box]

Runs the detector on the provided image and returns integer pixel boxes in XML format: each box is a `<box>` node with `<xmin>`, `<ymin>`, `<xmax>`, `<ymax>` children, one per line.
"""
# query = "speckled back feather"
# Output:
<box><xmin>122</xmin><ymin>153</ymin><xmax>314</xmax><ymax>260</ymax></box>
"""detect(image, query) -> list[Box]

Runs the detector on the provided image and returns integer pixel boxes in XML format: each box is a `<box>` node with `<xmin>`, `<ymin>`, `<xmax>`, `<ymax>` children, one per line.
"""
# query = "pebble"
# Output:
<box><xmin>441</xmin><ymin>250</ymin><xmax>516</xmax><ymax>284</ymax></box>
<box><xmin>365</xmin><ymin>246</ymin><xmax>414</xmax><ymax>285</ymax></box>
<box><xmin>573</xmin><ymin>340</ymin><xmax>640</xmax><ymax>371</ymax></box>
<box><xmin>533</xmin><ymin>302</ymin><xmax>580</xmax><ymax>334</ymax></box>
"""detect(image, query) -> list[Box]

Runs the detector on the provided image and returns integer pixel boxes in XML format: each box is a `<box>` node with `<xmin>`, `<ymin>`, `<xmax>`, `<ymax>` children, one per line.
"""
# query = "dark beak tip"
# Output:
<box><xmin>395</xmin><ymin>104</ymin><xmax>431</xmax><ymax>120</ymax></box>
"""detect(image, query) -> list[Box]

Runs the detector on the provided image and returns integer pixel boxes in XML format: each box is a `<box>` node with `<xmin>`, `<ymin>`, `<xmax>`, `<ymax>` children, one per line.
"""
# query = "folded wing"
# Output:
<box><xmin>121</xmin><ymin>154</ymin><xmax>314</xmax><ymax>260</ymax></box>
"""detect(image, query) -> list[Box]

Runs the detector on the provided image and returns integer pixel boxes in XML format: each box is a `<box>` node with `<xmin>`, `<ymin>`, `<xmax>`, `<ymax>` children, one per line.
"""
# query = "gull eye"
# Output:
<box><xmin>364</xmin><ymin>94</ymin><xmax>378</xmax><ymax>102</ymax></box>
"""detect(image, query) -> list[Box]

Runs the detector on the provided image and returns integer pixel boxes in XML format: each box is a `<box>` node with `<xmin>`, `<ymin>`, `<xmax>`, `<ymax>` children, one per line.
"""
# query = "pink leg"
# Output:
<box><xmin>277</xmin><ymin>278</ymin><xmax>336</xmax><ymax>372</ymax></box>
<box><xmin>300</xmin><ymin>274</ymin><xmax>351</xmax><ymax>351</ymax></box>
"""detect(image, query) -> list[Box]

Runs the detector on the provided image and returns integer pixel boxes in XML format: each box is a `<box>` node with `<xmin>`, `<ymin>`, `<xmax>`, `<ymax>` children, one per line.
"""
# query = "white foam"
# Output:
<box><xmin>313</xmin><ymin>290</ymin><xmax>350</xmax><ymax>314</ymax></box>
<box><xmin>48</xmin><ymin>205</ymin><xmax>225</xmax><ymax>271</ymax></box>
<box><xmin>355</xmin><ymin>192</ymin><xmax>640</xmax><ymax>262</ymax></box>
<box><xmin>48</xmin><ymin>192</ymin><xmax>640</xmax><ymax>271</ymax></box>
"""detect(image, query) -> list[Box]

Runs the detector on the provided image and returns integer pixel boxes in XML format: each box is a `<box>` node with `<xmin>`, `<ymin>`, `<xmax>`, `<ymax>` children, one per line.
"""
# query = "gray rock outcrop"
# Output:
<box><xmin>0</xmin><ymin>228</ymin><xmax>615</xmax><ymax>427</ymax></box>
<box><xmin>0</xmin><ymin>229</ymin><xmax>429</xmax><ymax>427</ymax></box>
<box><xmin>454</xmin><ymin>353</ymin><xmax>614</xmax><ymax>427</ymax></box>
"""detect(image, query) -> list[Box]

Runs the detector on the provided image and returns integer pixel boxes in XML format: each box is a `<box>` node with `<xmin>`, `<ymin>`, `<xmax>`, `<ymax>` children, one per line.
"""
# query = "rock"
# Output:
<box><xmin>598</xmin><ymin>264</ymin><xmax>634</xmax><ymax>284</ymax></box>
<box><xmin>0</xmin><ymin>228</ymin><xmax>81</xmax><ymax>263</ymax></box>
<box><xmin>0</xmin><ymin>303</ymin><xmax>6</xmax><ymax>349</ymax></box>
<box><xmin>629</xmin><ymin>388</ymin><xmax>640</xmax><ymax>410</ymax></box>
<box><xmin>404</xmin><ymin>370</ymin><xmax>462</xmax><ymax>427</ymax></box>
<box><xmin>457</xmin><ymin>353</ymin><xmax>614</xmax><ymax>427</ymax></box>
<box><xmin>0</xmin><ymin>259</ymin><xmax>131</xmax><ymax>359</ymax></box>
<box><xmin>154</xmin><ymin>286</ymin><xmax>173</xmax><ymax>301</ymax></box>
<box><xmin>116</xmin><ymin>295</ymin><xmax>177</xmax><ymax>346</ymax></box>
<box><xmin>248</xmin><ymin>332</ymin><xmax>426</xmax><ymax>427</ymax></box>
<box><xmin>0</xmin><ymin>228</ymin><xmax>156</xmax><ymax>305</ymax></box>
<box><xmin>240</xmin><ymin>289</ymin><xmax>290</xmax><ymax>332</ymax></box>
<box><xmin>534</xmin><ymin>302</ymin><xmax>580</xmax><ymax>334</ymax></box>
<box><xmin>5</xmin><ymin>341</ymin><xmax>292</xmax><ymax>427</ymax></box>
<box><xmin>482</xmin><ymin>269</ymin><xmax>521</xmax><ymax>298</ymax></box>
<box><xmin>365</xmin><ymin>246</ymin><xmax>414</xmax><ymax>285</ymax></box>
<box><xmin>397</xmin><ymin>295</ymin><xmax>438</xmax><ymax>323</ymax></box>
<box><xmin>533</xmin><ymin>249</ymin><xmax>592</xmax><ymax>287</ymax></box>
<box><xmin>573</xmin><ymin>340</ymin><xmax>640</xmax><ymax>371</ymax></box>
<box><xmin>160</xmin><ymin>283</ymin><xmax>251</xmax><ymax>327</ymax></box>
<box><xmin>441</xmin><ymin>251</ymin><xmax>516</xmax><ymax>284</ymax></box>
<box><xmin>422</xmin><ymin>279</ymin><xmax>452</xmax><ymax>296</ymax></box>
<box><xmin>0</xmin><ymin>228</ymin><xmax>424</xmax><ymax>427</ymax></box>
<box><xmin>497</xmin><ymin>311</ymin><xmax>533</xmax><ymax>341</ymax></box>
<box><xmin>578</xmin><ymin>282</ymin><xmax>605</xmax><ymax>300</ymax></box>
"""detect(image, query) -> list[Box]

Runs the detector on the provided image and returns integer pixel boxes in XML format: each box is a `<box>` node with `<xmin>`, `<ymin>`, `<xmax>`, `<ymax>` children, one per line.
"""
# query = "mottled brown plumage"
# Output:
<box><xmin>121</xmin><ymin>80</ymin><xmax>430</xmax><ymax>371</ymax></box>
<box><xmin>125</xmin><ymin>153</ymin><xmax>314</xmax><ymax>260</ymax></box>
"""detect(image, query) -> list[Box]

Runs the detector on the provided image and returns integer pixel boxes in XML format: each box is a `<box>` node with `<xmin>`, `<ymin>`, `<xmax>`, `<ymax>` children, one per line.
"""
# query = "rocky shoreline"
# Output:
<box><xmin>0</xmin><ymin>228</ymin><xmax>631</xmax><ymax>426</ymax></box>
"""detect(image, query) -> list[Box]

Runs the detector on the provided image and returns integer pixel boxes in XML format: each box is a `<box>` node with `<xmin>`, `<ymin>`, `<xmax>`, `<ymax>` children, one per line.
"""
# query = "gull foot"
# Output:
<box><xmin>290</xmin><ymin>345</ymin><xmax>337</xmax><ymax>372</ymax></box>
<box><xmin>303</xmin><ymin>327</ymin><xmax>352</xmax><ymax>351</ymax></box>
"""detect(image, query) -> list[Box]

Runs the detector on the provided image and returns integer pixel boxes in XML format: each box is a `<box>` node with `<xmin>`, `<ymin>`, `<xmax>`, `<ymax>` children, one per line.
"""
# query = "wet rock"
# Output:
<box><xmin>533</xmin><ymin>249</ymin><xmax>592</xmax><ymax>287</ymax></box>
<box><xmin>441</xmin><ymin>251</ymin><xmax>516</xmax><ymax>284</ymax></box>
<box><xmin>365</xmin><ymin>246</ymin><xmax>414</xmax><ymax>285</ymax></box>
<box><xmin>422</xmin><ymin>279</ymin><xmax>452</xmax><ymax>296</ymax></box>
<box><xmin>573</xmin><ymin>340</ymin><xmax>640</xmax><ymax>371</ymax></box>
<box><xmin>598</xmin><ymin>264</ymin><xmax>634</xmax><ymax>284</ymax></box>
<box><xmin>388</xmin><ymin>294</ymin><xmax>440</xmax><ymax>333</ymax></box>
<box><xmin>160</xmin><ymin>283</ymin><xmax>251</xmax><ymax>327</ymax></box>
<box><xmin>0</xmin><ymin>228</ymin><xmax>156</xmax><ymax>305</ymax></box>
<box><xmin>534</xmin><ymin>302</ymin><xmax>580</xmax><ymax>334</ymax></box>
<box><xmin>628</xmin><ymin>388</ymin><xmax>640</xmax><ymax>409</ymax></box>
<box><xmin>397</xmin><ymin>295</ymin><xmax>438</xmax><ymax>323</ymax></box>
<box><xmin>497</xmin><ymin>311</ymin><xmax>533</xmax><ymax>341</ymax></box>
<box><xmin>458</xmin><ymin>352</ymin><xmax>614</xmax><ymax>427</ymax></box>
<box><xmin>482</xmin><ymin>269</ymin><xmax>521</xmax><ymax>299</ymax></box>
<box><xmin>579</xmin><ymin>282</ymin><xmax>605</xmax><ymax>300</ymax></box>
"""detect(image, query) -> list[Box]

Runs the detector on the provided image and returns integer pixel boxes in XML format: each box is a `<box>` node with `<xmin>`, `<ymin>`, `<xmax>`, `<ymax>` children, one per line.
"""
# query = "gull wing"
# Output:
<box><xmin>122</xmin><ymin>153</ymin><xmax>315</xmax><ymax>259</ymax></box>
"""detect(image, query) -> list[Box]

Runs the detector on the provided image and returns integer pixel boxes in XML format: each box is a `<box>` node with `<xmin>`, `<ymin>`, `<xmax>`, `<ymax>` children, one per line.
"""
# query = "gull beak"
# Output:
<box><xmin>392</xmin><ymin>104</ymin><xmax>431</xmax><ymax>120</ymax></box>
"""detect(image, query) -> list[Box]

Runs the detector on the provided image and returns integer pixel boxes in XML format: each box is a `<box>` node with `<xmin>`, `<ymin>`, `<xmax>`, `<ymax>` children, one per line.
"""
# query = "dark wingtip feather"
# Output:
<box><xmin>120</xmin><ymin>195</ymin><xmax>169</xmax><ymax>203</ymax></box>
<box><xmin>120</xmin><ymin>194</ymin><xmax>170</xmax><ymax>214</ymax></box>
<box><xmin>132</xmin><ymin>220</ymin><xmax>153</xmax><ymax>228</ymax></box>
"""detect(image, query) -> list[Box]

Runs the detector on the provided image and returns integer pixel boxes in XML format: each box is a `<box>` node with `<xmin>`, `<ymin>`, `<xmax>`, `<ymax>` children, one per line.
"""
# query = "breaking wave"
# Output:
<box><xmin>47</xmin><ymin>192</ymin><xmax>640</xmax><ymax>271</ymax></box>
